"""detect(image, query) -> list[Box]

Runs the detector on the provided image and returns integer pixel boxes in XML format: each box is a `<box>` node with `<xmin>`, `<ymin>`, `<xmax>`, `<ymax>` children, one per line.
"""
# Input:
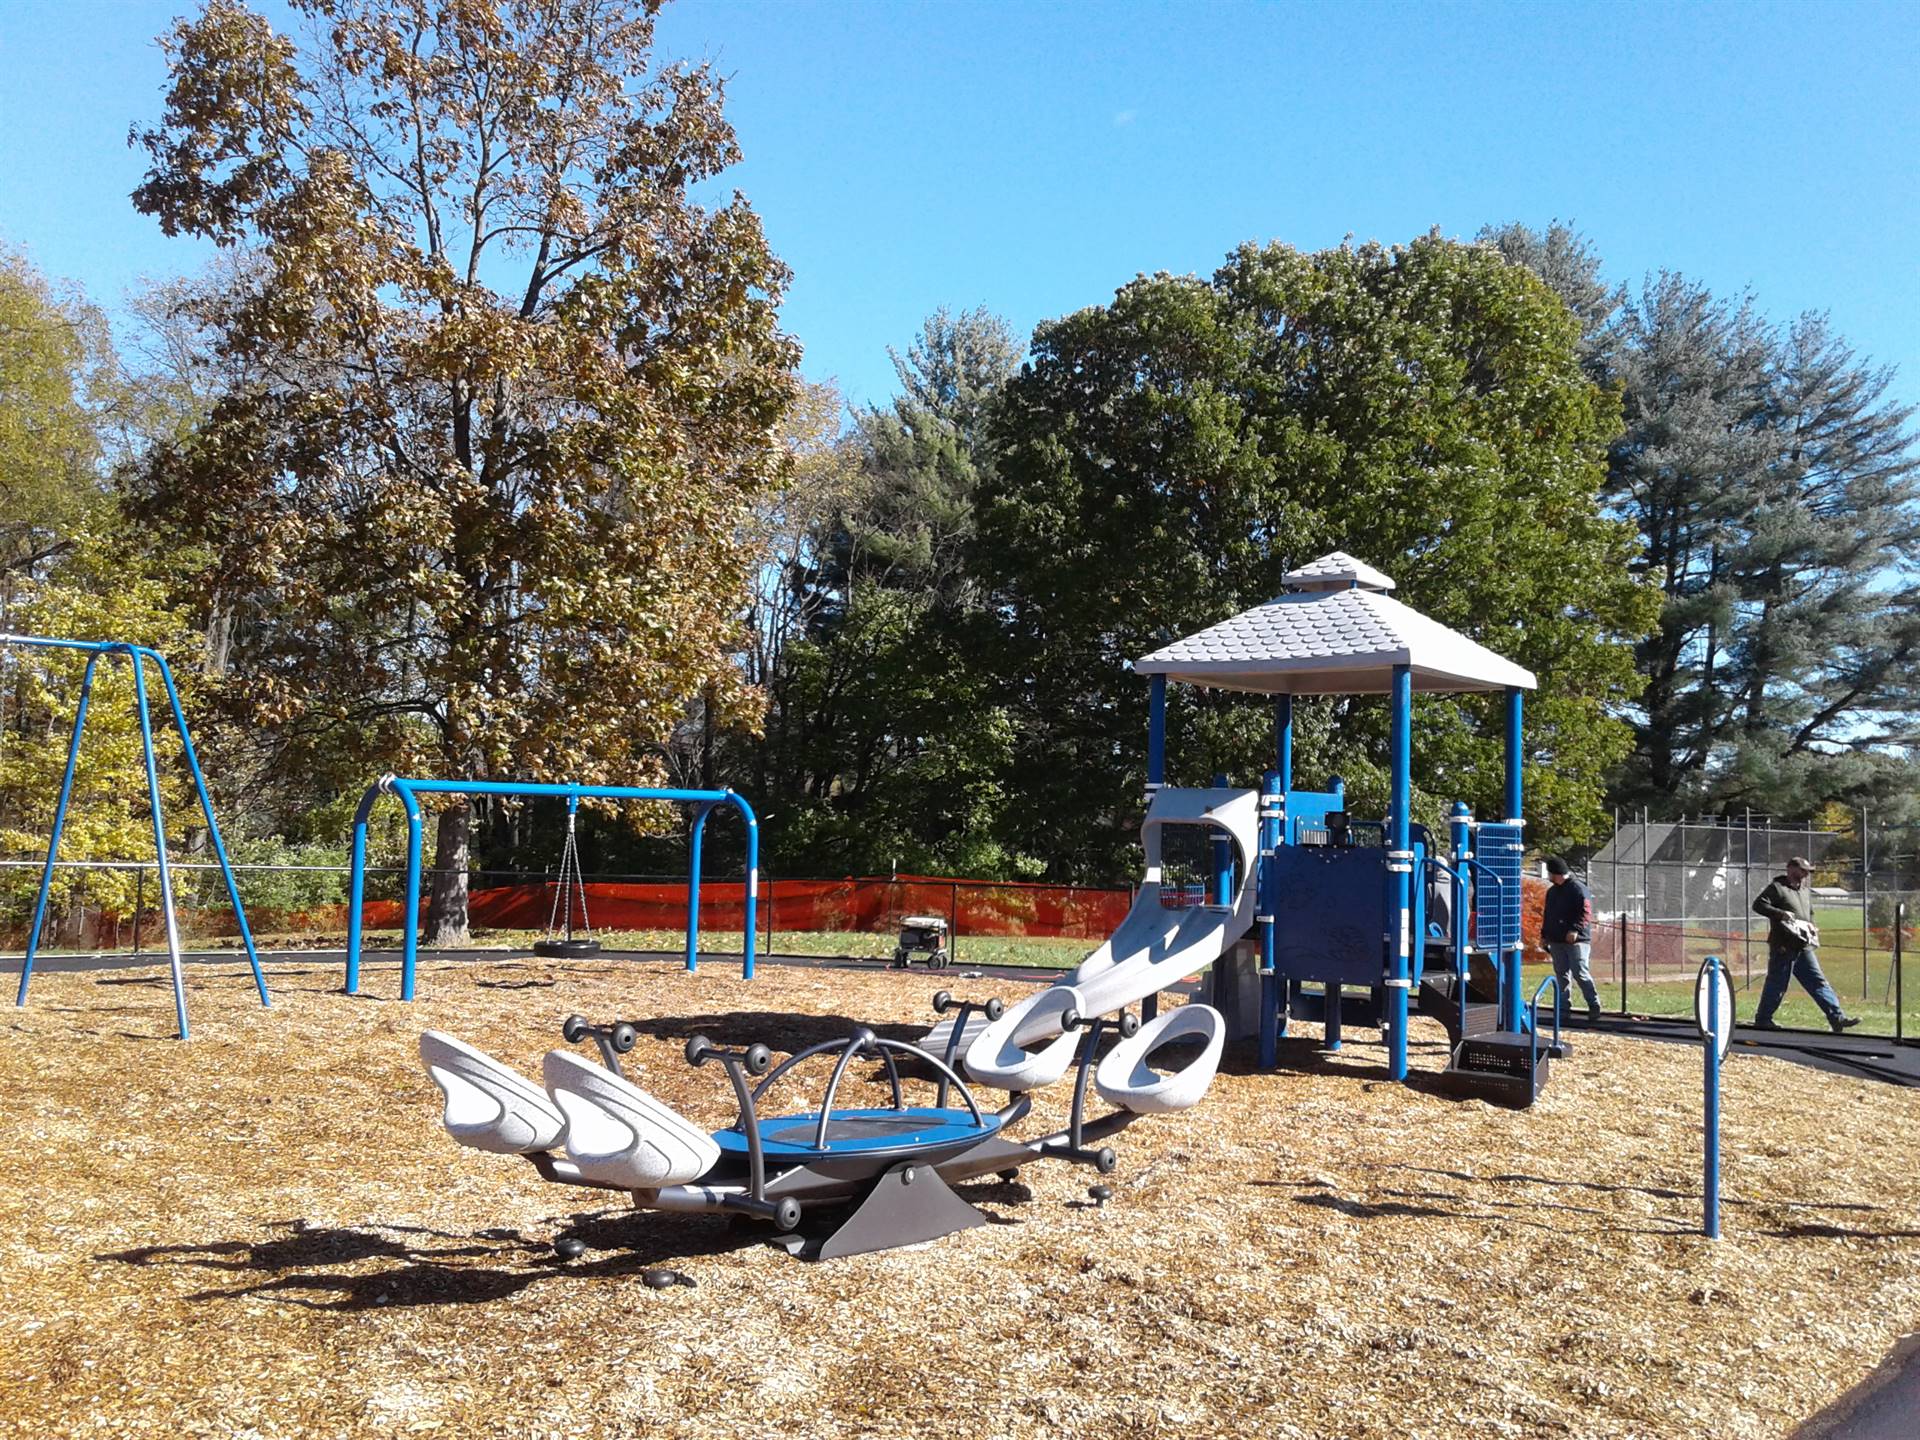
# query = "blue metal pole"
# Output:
<box><xmin>345</xmin><ymin>815</ymin><xmax>369</xmax><ymax>994</ymax></box>
<box><xmin>737</xmin><ymin>791</ymin><xmax>758</xmax><ymax>980</ymax></box>
<box><xmin>1705</xmin><ymin>955</ymin><xmax>1722</xmax><ymax>1239</ymax></box>
<box><xmin>1387</xmin><ymin>664</ymin><xmax>1413</xmax><ymax>1082</ymax></box>
<box><xmin>130</xmin><ymin>650</ymin><xmax>190</xmax><ymax>1040</ymax></box>
<box><xmin>686</xmin><ymin>803</ymin><xmax>711</xmax><ymax>972</ymax></box>
<box><xmin>394</xmin><ymin>780</ymin><xmax>424</xmax><ymax>1002</ymax></box>
<box><xmin>1275</xmin><ymin>694</ymin><xmax>1293</xmax><ymax>795</ymax></box>
<box><xmin>1503</xmin><ymin>688</ymin><xmax>1524</xmax><ymax>824</ymax></box>
<box><xmin>1449</xmin><ymin>801</ymin><xmax>1472</xmax><ymax>980</ymax></box>
<box><xmin>344</xmin><ymin>782</ymin><xmax>381</xmax><ymax>995</ymax></box>
<box><xmin>1146</xmin><ymin>675</ymin><xmax>1167</xmax><ymax>796</ymax></box>
<box><xmin>17</xmin><ymin>652</ymin><xmax>100</xmax><ymax>1006</ymax></box>
<box><xmin>1210</xmin><ymin>772</ymin><xmax>1233</xmax><ymax>906</ymax></box>
<box><xmin>144</xmin><ymin>649</ymin><xmax>269</xmax><ymax>1008</ymax></box>
<box><xmin>1259</xmin><ymin>768</ymin><xmax>1283</xmax><ymax>1068</ymax></box>
<box><xmin>1502</xmin><ymin>687</ymin><xmax>1526</xmax><ymax>1032</ymax></box>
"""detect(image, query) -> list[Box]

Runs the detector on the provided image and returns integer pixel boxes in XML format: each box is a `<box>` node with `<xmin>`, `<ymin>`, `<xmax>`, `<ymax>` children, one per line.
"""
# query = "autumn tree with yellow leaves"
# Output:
<box><xmin>127</xmin><ymin>0</ymin><xmax>799</xmax><ymax>940</ymax></box>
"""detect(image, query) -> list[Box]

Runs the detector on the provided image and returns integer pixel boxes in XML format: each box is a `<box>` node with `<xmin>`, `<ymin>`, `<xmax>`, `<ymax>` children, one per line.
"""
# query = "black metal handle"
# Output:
<box><xmin>686</xmin><ymin>1034</ymin><xmax>771</xmax><ymax>1076</ymax></box>
<box><xmin>564</xmin><ymin>1013</ymin><xmax>638</xmax><ymax>1075</ymax></box>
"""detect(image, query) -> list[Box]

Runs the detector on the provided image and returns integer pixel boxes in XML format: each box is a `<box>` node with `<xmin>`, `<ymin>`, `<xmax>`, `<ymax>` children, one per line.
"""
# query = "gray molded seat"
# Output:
<box><xmin>420</xmin><ymin>1031</ymin><xmax>567</xmax><ymax>1155</ymax></box>
<box><xmin>541</xmin><ymin>1050</ymin><xmax>721</xmax><ymax>1190</ymax></box>
<box><xmin>1094</xmin><ymin>1004</ymin><xmax>1225</xmax><ymax>1114</ymax></box>
<box><xmin>963</xmin><ymin>985</ymin><xmax>1086</xmax><ymax>1092</ymax></box>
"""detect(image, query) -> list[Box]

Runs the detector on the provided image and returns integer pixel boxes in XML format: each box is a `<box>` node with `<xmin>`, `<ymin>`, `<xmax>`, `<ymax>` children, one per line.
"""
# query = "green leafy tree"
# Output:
<box><xmin>0</xmin><ymin>534</ymin><xmax>202</xmax><ymax>941</ymax></box>
<box><xmin>0</xmin><ymin>248</ymin><xmax>116</xmax><ymax>590</ymax></box>
<box><xmin>753</xmin><ymin>309</ymin><xmax>1027</xmax><ymax>876</ymax></box>
<box><xmin>1494</xmin><ymin>223</ymin><xmax>1920</xmax><ymax>820</ymax></box>
<box><xmin>976</xmin><ymin>235</ymin><xmax>1657</xmax><ymax>879</ymax></box>
<box><xmin>126</xmin><ymin>0</ymin><xmax>799</xmax><ymax>941</ymax></box>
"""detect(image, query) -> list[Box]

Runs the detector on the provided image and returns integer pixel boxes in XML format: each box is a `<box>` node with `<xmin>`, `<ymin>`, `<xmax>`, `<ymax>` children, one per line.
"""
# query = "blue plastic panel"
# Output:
<box><xmin>1473</xmin><ymin>821</ymin><xmax>1525</xmax><ymax>954</ymax></box>
<box><xmin>1268</xmin><ymin>844</ymin><xmax>1388</xmax><ymax>986</ymax></box>
<box><xmin>1286</xmin><ymin>788</ymin><xmax>1348</xmax><ymax>845</ymax></box>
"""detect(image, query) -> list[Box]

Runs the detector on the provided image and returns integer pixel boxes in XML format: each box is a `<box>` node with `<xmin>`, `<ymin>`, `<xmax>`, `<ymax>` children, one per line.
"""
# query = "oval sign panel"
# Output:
<box><xmin>1695</xmin><ymin>959</ymin><xmax>1736</xmax><ymax>1064</ymax></box>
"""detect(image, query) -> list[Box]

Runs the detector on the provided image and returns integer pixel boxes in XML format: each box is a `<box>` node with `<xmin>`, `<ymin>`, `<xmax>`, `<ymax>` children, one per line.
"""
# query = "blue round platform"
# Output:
<box><xmin>712</xmin><ymin>1106</ymin><xmax>1001</xmax><ymax>1164</ymax></box>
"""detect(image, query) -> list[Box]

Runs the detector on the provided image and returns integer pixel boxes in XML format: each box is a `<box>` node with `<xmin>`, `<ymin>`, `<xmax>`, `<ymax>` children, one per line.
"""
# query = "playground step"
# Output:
<box><xmin>1436</xmin><ymin>1031</ymin><xmax>1551</xmax><ymax>1109</ymax></box>
<box><xmin>1417</xmin><ymin>975</ymin><xmax>1499</xmax><ymax>1046</ymax></box>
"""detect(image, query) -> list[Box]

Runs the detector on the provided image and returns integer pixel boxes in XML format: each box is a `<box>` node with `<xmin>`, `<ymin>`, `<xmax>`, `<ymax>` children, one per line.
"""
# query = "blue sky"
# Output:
<box><xmin>2</xmin><ymin>0</ymin><xmax>1915</xmax><ymax>413</ymax></box>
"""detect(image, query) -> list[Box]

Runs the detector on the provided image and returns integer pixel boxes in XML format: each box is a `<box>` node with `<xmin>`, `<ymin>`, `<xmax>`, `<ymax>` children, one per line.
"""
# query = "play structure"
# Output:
<box><xmin>345</xmin><ymin>777</ymin><xmax>759</xmax><ymax>998</ymax></box>
<box><xmin>929</xmin><ymin>552</ymin><xmax>1564</xmax><ymax>1106</ymax></box>
<box><xmin>2</xmin><ymin>633</ymin><xmax>270</xmax><ymax>1039</ymax></box>
<box><xmin>420</xmin><ymin>982</ymin><xmax>1225</xmax><ymax>1260</ymax></box>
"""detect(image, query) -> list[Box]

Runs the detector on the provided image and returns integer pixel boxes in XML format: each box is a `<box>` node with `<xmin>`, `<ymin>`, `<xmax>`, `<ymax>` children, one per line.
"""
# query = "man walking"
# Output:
<box><xmin>1541</xmin><ymin>856</ymin><xmax>1601</xmax><ymax>1024</ymax></box>
<box><xmin>1751</xmin><ymin>855</ymin><xmax>1859</xmax><ymax>1033</ymax></box>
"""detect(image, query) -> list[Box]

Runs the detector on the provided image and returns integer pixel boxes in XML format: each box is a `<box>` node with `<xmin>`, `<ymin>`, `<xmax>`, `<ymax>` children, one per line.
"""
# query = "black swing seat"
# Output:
<box><xmin>533</xmin><ymin>936</ymin><xmax>602</xmax><ymax>958</ymax></box>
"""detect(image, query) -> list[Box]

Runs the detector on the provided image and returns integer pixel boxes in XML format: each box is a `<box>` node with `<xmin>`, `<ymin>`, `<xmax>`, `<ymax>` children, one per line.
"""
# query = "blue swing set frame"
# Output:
<box><xmin>2</xmin><ymin>633</ymin><xmax>271</xmax><ymax>1039</ymax></box>
<box><xmin>344</xmin><ymin>776</ymin><xmax>760</xmax><ymax>1000</ymax></box>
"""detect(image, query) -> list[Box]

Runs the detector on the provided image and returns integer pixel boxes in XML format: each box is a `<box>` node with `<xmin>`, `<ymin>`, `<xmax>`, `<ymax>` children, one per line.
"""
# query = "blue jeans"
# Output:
<box><xmin>1548</xmin><ymin>942</ymin><xmax>1601</xmax><ymax>1015</ymax></box>
<box><xmin>1753</xmin><ymin>947</ymin><xmax>1843</xmax><ymax>1025</ymax></box>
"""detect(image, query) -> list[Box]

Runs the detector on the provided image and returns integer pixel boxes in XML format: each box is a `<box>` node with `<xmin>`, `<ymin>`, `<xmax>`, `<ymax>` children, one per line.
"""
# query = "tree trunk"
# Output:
<box><xmin>426</xmin><ymin>802</ymin><xmax>472</xmax><ymax>946</ymax></box>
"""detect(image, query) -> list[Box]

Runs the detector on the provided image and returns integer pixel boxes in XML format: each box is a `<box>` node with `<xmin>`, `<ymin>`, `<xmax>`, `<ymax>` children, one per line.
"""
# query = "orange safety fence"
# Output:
<box><xmin>350</xmin><ymin>873</ymin><xmax>1138</xmax><ymax>941</ymax></box>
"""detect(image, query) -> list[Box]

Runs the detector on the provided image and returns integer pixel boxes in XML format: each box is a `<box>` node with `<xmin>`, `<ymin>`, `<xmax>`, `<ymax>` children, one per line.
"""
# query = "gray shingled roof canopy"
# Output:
<box><xmin>1133</xmin><ymin>556</ymin><xmax>1536</xmax><ymax>696</ymax></box>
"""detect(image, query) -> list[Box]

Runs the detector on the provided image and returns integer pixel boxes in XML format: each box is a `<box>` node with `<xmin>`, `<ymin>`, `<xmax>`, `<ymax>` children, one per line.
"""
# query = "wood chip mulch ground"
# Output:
<box><xmin>3</xmin><ymin>956</ymin><xmax>1918</xmax><ymax>1439</ymax></box>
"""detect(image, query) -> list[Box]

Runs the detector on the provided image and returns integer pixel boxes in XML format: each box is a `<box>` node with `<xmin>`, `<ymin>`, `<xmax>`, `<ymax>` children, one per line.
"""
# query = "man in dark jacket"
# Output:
<box><xmin>1541</xmin><ymin>856</ymin><xmax>1601</xmax><ymax>1023</ymax></box>
<box><xmin>1751</xmin><ymin>856</ymin><xmax>1858</xmax><ymax>1033</ymax></box>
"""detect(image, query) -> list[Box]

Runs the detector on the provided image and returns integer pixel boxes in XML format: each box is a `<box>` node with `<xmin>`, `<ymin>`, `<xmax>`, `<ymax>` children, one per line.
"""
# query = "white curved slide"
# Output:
<box><xmin>953</xmin><ymin>786</ymin><xmax>1258</xmax><ymax>1087</ymax></box>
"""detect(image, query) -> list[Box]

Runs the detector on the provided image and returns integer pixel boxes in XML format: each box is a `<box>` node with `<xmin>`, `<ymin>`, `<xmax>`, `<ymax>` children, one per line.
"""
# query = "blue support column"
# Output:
<box><xmin>740</xmin><ymin>793</ymin><xmax>759</xmax><ymax>980</ymax></box>
<box><xmin>345</xmin><ymin>805</ymin><xmax>371</xmax><ymax>995</ymax></box>
<box><xmin>1502</xmin><ymin>686</ymin><xmax>1525</xmax><ymax>1033</ymax></box>
<box><xmin>17</xmin><ymin>652</ymin><xmax>100</xmax><ymax>1006</ymax></box>
<box><xmin>1258</xmin><ymin>768</ymin><xmax>1284</xmax><ymax>1068</ymax></box>
<box><xmin>1146</xmin><ymin>674</ymin><xmax>1167</xmax><ymax>795</ymax></box>
<box><xmin>1275</xmin><ymin>694</ymin><xmax>1294</xmax><ymax>795</ymax></box>
<box><xmin>130</xmin><ymin>650</ymin><xmax>190</xmax><ymax>1039</ymax></box>
<box><xmin>687</xmin><ymin>802</ymin><xmax>711</xmax><ymax>972</ymax></box>
<box><xmin>1503</xmin><ymin>688</ymin><xmax>1525</xmax><ymax>825</ymax></box>
<box><xmin>1386</xmin><ymin>664</ymin><xmax>1413</xmax><ymax>1081</ymax></box>
<box><xmin>1448</xmin><ymin>801</ymin><xmax>1472</xmax><ymax>978</ymax></box>
<box><xmin>398</xmin><ymin>786</ymin><xmax>425</xmax><ymax>1002</ymax></box>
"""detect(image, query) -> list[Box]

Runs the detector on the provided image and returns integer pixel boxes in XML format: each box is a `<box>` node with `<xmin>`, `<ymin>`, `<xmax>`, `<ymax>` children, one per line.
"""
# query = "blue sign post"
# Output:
<box><xmin>1695</xmin><ymin>955</ymin><xmax>1733</xmax><ymax>1239</ymax></box>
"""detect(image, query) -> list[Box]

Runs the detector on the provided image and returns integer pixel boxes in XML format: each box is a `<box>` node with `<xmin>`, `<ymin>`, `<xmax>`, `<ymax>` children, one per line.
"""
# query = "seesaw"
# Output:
<box><xmin>420</xmin><ymin>988</ymin><xmax>1225</xmax><ymax>1260</ymax></box>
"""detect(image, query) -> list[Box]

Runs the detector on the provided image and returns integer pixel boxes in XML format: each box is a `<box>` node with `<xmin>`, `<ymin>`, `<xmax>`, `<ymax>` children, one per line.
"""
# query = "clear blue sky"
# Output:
<box><xmin>2</xmin><ymin>0</ymin><xmax>1915</xmax><ymax>413</ymax></box>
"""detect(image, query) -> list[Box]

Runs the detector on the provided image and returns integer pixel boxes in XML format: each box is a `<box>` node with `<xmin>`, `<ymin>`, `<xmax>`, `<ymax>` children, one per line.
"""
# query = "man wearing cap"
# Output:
<box><xmin>1541</xmin><ymin>856</ymin><xmax>1602</xmax><ymax>1024</ymax></box>
<box><xmin>1751</xmin><ymin>856</ymin><xmax>1858</xmax><ymax>1033</ymax></box>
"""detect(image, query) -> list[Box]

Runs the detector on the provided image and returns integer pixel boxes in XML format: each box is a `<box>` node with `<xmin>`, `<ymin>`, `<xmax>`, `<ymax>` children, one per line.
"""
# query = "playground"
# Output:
<box><xmin>3</xmin><ymin>953</ymin><xmax>1919</xmax><ymax>1439</ymax></box>
<box><xmin>7</xmin><ymin>557</ymin><xmax>1920</xmax><ymax>1440</ymax></box>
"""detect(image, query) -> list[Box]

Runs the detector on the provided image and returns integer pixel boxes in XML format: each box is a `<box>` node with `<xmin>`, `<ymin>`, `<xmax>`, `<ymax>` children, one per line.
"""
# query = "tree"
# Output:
<box><xmin>0</xmin><ymin>533</ymin><xmax>203</xmax><ymax>942</ymax></box>
<box><xmin>749</xmin><ymin>308</ymin><xmax>1027</xmax><ymax>876</ymax></box>
<box><xmin>976</xmin><ymin>235</ymin><xmax>1657</xmax><ymax>879</ymax></box>
<box><xmin>0</xmin><ymin>248</ymin><xmax>116</xmax><ymax>591</ymax></box>
<box><xmin>1605</xmin><ymin>273</ymin><xmax>1780</xmax><ymax>803</ymax></box>
<box><xmin>1492</xmin><ymin>223</ymin><xmax>1920</xmax><ymax>819</ymax></box>
<box><xmin>127</xmin><ymin>0</ymin><xmax>799</xmax><ymax>941</ymax></box>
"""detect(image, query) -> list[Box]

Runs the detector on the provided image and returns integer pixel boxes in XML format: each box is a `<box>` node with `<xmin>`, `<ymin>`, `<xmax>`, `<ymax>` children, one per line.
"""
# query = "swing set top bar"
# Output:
<box><xmin>1</xmin><ymin>632</ymin><xmax>160</xmax><ymax>654</ymax></box>
<box><xmin>344</xmin><ymin>776</ymin><xmax>760</xmax><ymax>1001</ymax></box>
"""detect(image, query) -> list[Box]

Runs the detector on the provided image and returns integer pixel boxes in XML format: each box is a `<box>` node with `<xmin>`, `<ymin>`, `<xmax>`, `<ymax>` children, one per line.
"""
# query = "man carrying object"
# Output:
<box><xmin>1541</xmin><ymin>856</ymin><xmax>1602</xmax><ymax>1024</ymax></box>
<box><xmin>1751</xmin><ymin>855</ymin><xmax>1858</xmax><ymax>1033</ymax></box>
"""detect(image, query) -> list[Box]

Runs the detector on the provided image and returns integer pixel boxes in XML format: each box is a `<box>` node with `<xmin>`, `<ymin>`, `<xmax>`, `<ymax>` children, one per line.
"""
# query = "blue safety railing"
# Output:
<box><xmin>1</xmin><ymin>633</ymin><xmax>271</xmax><ymax>1039</ymax></box>
<box><xmin>344</xmin><ymin>777</ymin><xmax>759</xmax><ymax>999</ymax></box>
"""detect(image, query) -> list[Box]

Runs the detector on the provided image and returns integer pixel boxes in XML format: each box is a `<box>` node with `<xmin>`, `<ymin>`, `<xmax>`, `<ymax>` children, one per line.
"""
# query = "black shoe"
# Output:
<box><xmin>1586</xmin><ymin>1009</ymin><xmax>1602</xmax><ymax>1025</ymax></box>
<box><xmin>1750</xmin><ymin>1019</ymin><xmax>1784</xmax><ymax>1032</ymax></box>
<box><xmin>1830</xmin><ymin>1014</ymin><xmax>1861</xmax><ymax>1033</ymax></box>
